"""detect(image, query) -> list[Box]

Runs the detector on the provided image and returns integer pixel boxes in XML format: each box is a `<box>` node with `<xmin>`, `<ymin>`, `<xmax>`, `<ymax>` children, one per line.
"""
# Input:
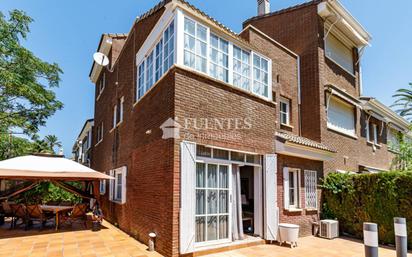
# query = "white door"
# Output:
<box><xmin>195</xmin><ymin>162</ymin><xmax>232</xmax><ymax>246</ymax></box>
<box><xmin>264</xmin><ymin>154</ymin><xmax>278</xmax><ymax>241</ymax></box>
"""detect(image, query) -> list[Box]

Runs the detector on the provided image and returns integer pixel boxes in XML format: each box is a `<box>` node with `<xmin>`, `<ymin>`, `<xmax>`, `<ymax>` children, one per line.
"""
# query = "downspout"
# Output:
<box><xmin>297</xmin><ymin>56</ymin><xmax>302</xmax><ymax>136</ymax></box>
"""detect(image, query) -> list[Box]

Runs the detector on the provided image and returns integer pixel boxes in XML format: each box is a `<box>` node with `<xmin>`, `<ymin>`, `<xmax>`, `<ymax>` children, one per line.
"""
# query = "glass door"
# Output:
<box><xmin>195</xmin><ymin>162</ymin><xmax>231</xmax><ymax>245</ymax></box>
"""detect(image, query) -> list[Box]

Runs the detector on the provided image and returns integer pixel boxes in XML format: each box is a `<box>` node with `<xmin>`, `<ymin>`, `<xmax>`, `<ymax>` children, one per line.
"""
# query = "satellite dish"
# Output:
<box><xmin>93</xmin><ymin>52</ymin><xmax>110</xmax><ymax>67</ymax></box>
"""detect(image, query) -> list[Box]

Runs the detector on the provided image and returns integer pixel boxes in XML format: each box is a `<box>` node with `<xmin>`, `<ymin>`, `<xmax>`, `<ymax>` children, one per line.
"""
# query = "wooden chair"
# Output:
<box><xmin>2</xmin><ymin>201</ymin><xmax>15</xmax><ymax>228</ymax></box>
<box><xmin>62</xmin><ymin>204</ymin><xmax>88</xmax><ymax>228</ymax></box>
<box><xmin>10</xmin><ymin>204</ymin><xmax>27</xmax><ymax>229</ymax></box>
<box><xmin>26</xmin><ymin>205</ymin><xmax>53</xmax><ymax>230</ymax></box>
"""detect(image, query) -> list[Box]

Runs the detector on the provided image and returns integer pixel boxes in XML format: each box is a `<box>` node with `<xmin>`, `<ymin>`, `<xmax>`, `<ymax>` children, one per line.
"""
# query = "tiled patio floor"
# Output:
<box><xmin>205</xmin><ymin>236</ymin><xmax>412</xmax><ymax>257</ymax></box>
<box><xmin>0</xmin><ymin>219</ymin><xmax>162</xmax><ymax>257</ymax></box>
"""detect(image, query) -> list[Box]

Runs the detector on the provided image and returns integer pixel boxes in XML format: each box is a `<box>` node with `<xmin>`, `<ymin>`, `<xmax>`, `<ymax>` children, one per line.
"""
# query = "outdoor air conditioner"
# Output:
<box><xmin>319</xmin><ymin>219</ymin><xmax>339</xmax><ymax>239</ymax></box>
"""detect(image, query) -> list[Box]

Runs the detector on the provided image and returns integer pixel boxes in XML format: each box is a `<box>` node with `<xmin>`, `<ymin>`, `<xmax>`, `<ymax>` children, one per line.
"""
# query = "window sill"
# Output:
<box><xmin>388</xmin><ymin>148</ymin><xmax>400</xmax><ymax>154</ymax></box>
<box><xmin>94</xmin><ymin>140</ymin><xmax>103</xmax><ymax>147</ymax></box>
<box><xmin>305</xmin><ymin>208</ymin><xmax>318</xmax><ymax>212</ymax></box>
<box><xmin>325</xmin><ymin>56</ymin><xmax>356</xmax><ymax>79</ymax></box>
<box><xmin>367</xmin><ymin>141</ymin><xmax>381</xmax><ymax>148</ymax></box>
<box><xmin>280</xmin><ymin>123</ymin><xmax>294</xmax><ymax>129</ymax></box>
<box><xmin>284</xmin><ymin>208</ymin><xmax>303</xmax><ymax>213</ymax></box>
<box><xmin>110</xmin><ymin>199</ymin><xmax>125</xmax><ymax>205</ymax></box>
<box><xmin>327</xmin><ymin>125</ymin><xmax>358</xmax><ymax>140</ymax></box>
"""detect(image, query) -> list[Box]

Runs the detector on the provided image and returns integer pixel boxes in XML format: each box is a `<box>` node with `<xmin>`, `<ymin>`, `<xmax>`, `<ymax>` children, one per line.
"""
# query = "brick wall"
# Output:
<box><xmin>277</xmin><ymin>155</ymin><xmax>323</xmax><ymax>236</ymax></box>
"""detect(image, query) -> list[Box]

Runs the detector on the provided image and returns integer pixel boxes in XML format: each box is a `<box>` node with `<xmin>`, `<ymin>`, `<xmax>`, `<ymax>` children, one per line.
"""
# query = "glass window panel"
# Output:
<box><xmin>219</xmin><ymin>215</ymin><xmax>228</xmax><ymax>239</ymax></box>
<box><xmin>196</xmin><ymin>190</ymin><xmax>205</xmax><ymax>214</ymax></box>
<box><xmin>219</xmin><ymin>165</ymin><xmax>228</xmax><ymax>188</ymax></box>
<box><xmin>197</xmin><ymin>145</ymin><xmax>212</xmax><ymax>157</ymax></box>
<box><xmin>184</xmin><ymin>34</ymin><xmax>195</xmax><ymax>51</ymax></box>
<box><xmin>207</xmin><ymin>190</ymin><xmax>218</xmax><ymax>214</ymax></box>
<box><xmin>231</xmin><ymin>151</ymin><xmax>245</xmax><ymax>162</ymax></box>
<box><xmin>207</xmin><ymin>164</ymin><xmax>217</xmax><ymax>188</ymax></box>
<box><xmin>196</xmin><ymin>163</ymin><xmax>206</xmax><ymax>187</ymax></box>
<box><xmin>184</xmin><ymin>18</ymin><xmax>195</xmax><ymax>35</ymax></box>
<box><xmin>219</xmin><ymin>190</ymin><xmax>228</xmax><ymax>213</ymax></box>
<box><xmin>197</xmin><ymin>24</ymin><xmax>207</xmax><ymax>41</ymax></box>
<box><xmin>207</xmin><ymin>216</ymin><xmax>218</xmax><ymax>241</ymax></box>
<box><xmin>246</xmin><ymin>154</ymin><xmax>260</xmax><ymax>164</ymax></box>
<box><xmin>195</xmin><ymin>217</ymin><xmax>205</xmax><ymax>242</ymax></box>
<box><xmin>213</xmin><ymin>149</ymin><xmax>229</xmax><ymax>160</ymax></box>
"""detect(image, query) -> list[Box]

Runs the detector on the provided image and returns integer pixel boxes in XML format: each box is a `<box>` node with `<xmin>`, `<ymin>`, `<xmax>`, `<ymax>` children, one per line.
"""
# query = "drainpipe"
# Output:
<box><xmin>297</xmin><ymin>56</ymin><xmax>302</xmax><ymax>136</ymax></box>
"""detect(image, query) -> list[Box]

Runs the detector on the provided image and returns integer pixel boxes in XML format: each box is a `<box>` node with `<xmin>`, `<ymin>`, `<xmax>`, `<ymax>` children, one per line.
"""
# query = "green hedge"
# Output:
<box><xmin>322</xmin><ymin>171</ymin><xmax>412</xmax><ymax>248</ymax></box>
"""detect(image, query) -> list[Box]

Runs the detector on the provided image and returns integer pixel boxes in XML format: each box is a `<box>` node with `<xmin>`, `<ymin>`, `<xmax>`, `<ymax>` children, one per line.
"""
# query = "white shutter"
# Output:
<box><xmin>109</xmin><ymin>170</ymin><xmax>114</xmax><ymax>201</ymax></box>
<box><xmin>283</xmin><ymin>167</ymin><xmax>289</xmax><ymax>209</ymax></box>
<box><xmin>264</xmin><ymin>154</ymin><xmax>278</xmax><ymax>241</ymax></box>
<box><xmin>121</xmin><ymin>167</ymin><xmax>127</xmax><ymax>204</ymax></box>
<box><xmin>180</xmin><ymin>141</ymin><xmax>196</xmax><ymax>254</ymax></box>
<box><xmin>327</xmin><ymin>97</ymin><xmax>355</xmax><ymax>136</ymax></box>
<box><xmin>304</xmin><ymin>170</ymin><xmax>317</xmax><ymax>209</ymax></box>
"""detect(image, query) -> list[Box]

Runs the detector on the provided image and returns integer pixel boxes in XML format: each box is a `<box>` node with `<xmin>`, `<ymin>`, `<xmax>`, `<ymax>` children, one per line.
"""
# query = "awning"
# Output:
<box><xmin>0</xmin><ymin>155</ymin><xmax>114</xmax><ymax>180</ymax></box>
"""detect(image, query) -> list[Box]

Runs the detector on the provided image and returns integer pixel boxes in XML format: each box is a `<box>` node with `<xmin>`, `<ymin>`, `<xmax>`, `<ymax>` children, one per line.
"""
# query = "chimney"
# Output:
<box><xmin>257</xmin><ymin>0</ymin><xmax>270</xmax><ymax>16</ymax></box>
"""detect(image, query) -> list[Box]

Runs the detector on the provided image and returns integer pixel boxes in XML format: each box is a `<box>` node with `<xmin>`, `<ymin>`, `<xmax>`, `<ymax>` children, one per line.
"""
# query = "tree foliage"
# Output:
<box><xmin>392</xmin><ymin>83</ymin><xmax>412</xmax><ymax>121</ymax></box>
<box><xmin>0</xmin><ymin>9</ymin><xmax>63</xmax><ymax>135</ymax></box>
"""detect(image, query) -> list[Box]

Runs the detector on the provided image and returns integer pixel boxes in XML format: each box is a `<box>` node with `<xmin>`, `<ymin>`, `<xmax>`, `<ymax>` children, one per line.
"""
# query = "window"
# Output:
<box><xmin>112</xmin><ymin>105</ymin><xmax>117</xmax><ymax>129</ymax></box>
<box><xmin>233</xmin><ymin>46</ymin><xmax>251</xmax><ymax>91</ymax></box>
<box><xmin>280</xmin><ymin>97</ymin><xmax>290</xmax><ymax>125</ymax></box>
<box><xmin>137</xmin><ymin>61</ymin><xmax>145</xmax><ymax>100</ymax></box>
<box><xmin>96</xmin><ymin>123</ymin><xmax>104</xmax><ymax>144</ymax></box>
<box><xmin>212</xmin><ymin>149</ymin><xmax>229</xmax><ymax>160</ymax></box>
<box><xmin>97</xmin><ymin>73</ymin><xmax>105</xmax><ymax>98</ymax></box>
<box><xmin>304</xmin><ymin>170</ymin><xmax>317</xmax><ymax>209</ymax></box>
<box><xmin>119</xmin><ymin>96</ymin><xmax>124</xmax><ymax>123</ymax></box>
<box><xmin>288</xmin><ymin>169</ymin><xmax>299</xmax><ymax>208</ymax></box>
<box><xmin>99</xmin><ymin>180</ymin><xmax>106</xmax><ymax>195</ymax></box>
<box><xmin>253</xmin><ymin>54</ymin><xmax>269</xmax><ymax>98</ymax></box>
<box><xmin>209</xmin><ymin>34</ymin><xmax>229</xmax><ymax>82</ymax></box>
<box><xmin>197</xmin><ymin>145</ymin><xmax>212</xmax><ymax>158</ymax></box>
<box><xmin>327</xmin><ymin>96</ymin><xmax>356</xmax><ymax>136</ymax></box>
<box><xmin>109</xmin><ymin>167</ymin><xmax>127</xmax><ymax>204</ymax></box>
<box><xmin>136</xmin><ymin>21</ymin><xmax>175</xmax><ymax>102</ymax></box>
<box><xmin>195</xmin><ymin>163</ymin><xmax>229</xmax><ymax>243</ymax></box>
<box><xmin>184</xmin><ymin>17</ymin><xmax>207</xmax><ymax>73</ymax></box>
<box><xmin>325</xmin><ymin>34</ymin><xmax>354</xmax><ymax>74</ymax></box>
<box><xmin>388</xmin><ymin>128</ymin><xmax>401</xmax><ymax>151</ymax></box>
<box><xmin>163</xmin><ymin>21</ymin><xmax>175</xmax><ymax>72</ymax></box>
<box><xmin>372</xmin><ymin>124</ymin><xmax>379</xmax><ymax>145</ymax></box>
<box><xmin>155</xmin><ymin>39</ymin><xmax>163</xmax><ymax>81</ymax></box>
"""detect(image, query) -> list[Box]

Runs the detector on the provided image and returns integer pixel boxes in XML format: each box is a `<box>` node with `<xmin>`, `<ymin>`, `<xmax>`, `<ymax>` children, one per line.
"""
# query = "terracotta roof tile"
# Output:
<box><xmin>276</xmin><ymin>131</ymin><xmax>336</xmax><ymax>152</ymax></box>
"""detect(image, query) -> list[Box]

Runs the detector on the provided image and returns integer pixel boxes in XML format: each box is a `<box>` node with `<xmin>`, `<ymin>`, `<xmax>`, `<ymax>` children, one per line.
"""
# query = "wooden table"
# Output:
<box><xmin>40</xmin><ymin>205</ymin><xmax>73</xmax><ymax>230</ymax></box>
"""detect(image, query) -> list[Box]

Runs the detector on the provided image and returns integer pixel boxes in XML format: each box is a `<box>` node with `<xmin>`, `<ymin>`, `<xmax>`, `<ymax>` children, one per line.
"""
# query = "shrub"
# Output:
<box><xmin>321</xmin><ymin>171</ymin><xmax>412</xmax><ymax>249</ymax></box>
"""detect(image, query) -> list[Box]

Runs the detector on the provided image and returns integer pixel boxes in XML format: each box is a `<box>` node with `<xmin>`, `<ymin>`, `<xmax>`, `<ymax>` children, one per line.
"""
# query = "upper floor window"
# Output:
<box><xmin>96</xmin><ymin>122</ymin><xmax>104</xmax><ymax>144</ymax></box>
<box><xmin>280</xmin><ymin>97</ymin><xmax>290</xmax><ymax>125</ymax></box>
<box><xmin>112</xmin><ymin>105</ymin><xmax>117</xmax><ymax>129</ymax></box>
<box><xmin>233</xmin><ymin>46</ymin><xmax>251</xmax><ymax>91</ymax></box>
<box><xmin>119</xmin><ymin>96</ymin><xmax>124</xmax><ymax>123</ymax></box>
<box><xmin>325</xmin><ymin>34</ymin><xmax>354</xmax><ymax>74</ymax></box>
<box><xmin>184</xmin><ymin>17</ymin><xmax>207</xmax><ymax>73</ymax></box>
<box><xmin>327</xmin><ymin>96</ymin><xmax>355</xmax><ymax>137</ymax></box>
<box><xmin>253</xmin><ymin>54</ymin><xmax>269</xmax><ymax>98</ymax></box>
<box><xmin>136</xmin><ymin>21</ymin><xmax>175</xmax><ymax>102</ymax></box>
<box><xmin>209</xmin><ymin>34</ymin><xmax>229</xmax><ymax>82</ymax></box>
<box><xmin>97</xmin><ymin>73</ymin><xmax>106</xmax><ymax>99</ymax></box>
<box><xmin>388</xmin><ymin>128</ymin><xmax>401</xmax><ymax>151</ymax></box>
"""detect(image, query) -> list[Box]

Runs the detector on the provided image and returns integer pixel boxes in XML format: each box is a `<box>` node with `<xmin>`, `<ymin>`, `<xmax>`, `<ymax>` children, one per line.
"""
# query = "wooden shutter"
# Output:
<box><xmin>109</xmin><ymin>170</ymin><xmax>114</xmax><ymax>201</ymax></box>
<box><xmin>264</xmin><ymin>154</ymin><xmax>278</xmax><ymax>241</ymax></box>
<box><xmin>304</xmin><ymin>170</ymin><xmax>317</xmax><ymax>209</ymax></box>
<box><xmin>180</xmin><ymin>141</ymin><xmax>196</xmax><ymax>254</ymax></box>
<box><xmin>121</xmin><ymin>167</ymin><xmax>127</xmax><ymax>204</ymax></box>
<box><xmin>283</xmin><ymin>167</ymin><xmax>289</xmax><ymax>209</ymax></box>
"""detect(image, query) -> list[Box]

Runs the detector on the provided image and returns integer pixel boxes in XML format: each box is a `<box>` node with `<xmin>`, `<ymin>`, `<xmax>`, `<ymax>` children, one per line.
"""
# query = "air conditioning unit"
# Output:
<box><xmin>319</xmin><ymin>219</ymin><xmax>339</xmax><ymax>239</ymax></box>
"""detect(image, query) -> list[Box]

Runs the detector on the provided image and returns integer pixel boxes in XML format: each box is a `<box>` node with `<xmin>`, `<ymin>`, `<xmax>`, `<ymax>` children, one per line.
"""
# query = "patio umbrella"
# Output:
<box><xmin>0</xmin><ymin>155</ymin><xmax>113</xmax><ymax>181</ymax></box>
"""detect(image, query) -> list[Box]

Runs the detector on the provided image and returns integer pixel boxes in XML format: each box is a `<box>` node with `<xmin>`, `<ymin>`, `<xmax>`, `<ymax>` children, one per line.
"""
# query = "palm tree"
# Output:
<box><xmin>392</xmin><ymin>83</ymin><xmax>412</xmax><ymax>121</ymax></box>
<box><xmin>44</xmin><ymin>135</ymin><xmax>62</xmax><ymax>154</ymax></box>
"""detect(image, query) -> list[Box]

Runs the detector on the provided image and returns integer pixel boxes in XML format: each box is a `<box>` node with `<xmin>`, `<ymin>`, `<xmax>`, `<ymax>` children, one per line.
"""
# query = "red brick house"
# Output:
<box><xmin>87</xmin><ymin>0</ymin><xmax>409</xmax><ymax>256</ymax></box>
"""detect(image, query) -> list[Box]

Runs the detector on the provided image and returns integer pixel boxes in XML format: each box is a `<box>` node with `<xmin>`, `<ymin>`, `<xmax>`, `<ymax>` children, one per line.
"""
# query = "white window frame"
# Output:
<box><xmin>280</xmin><ymin>97</ymin><xmax>290</xmax><ymax>125</ymax></box>
<box><xmin>109</xmin><ymin>166</ymin><xmax>127</xmax><ymax>204</ymax></box>
<box><xmin>119</xmin><ymin>96</ymin><xmax>124</xmax><ymax>124</ymax></box>
<box><xmin>324</xmin><ymin>33</ymin><xmax>355</xmax><ymax>75</ymax></box>
<box><xmin>388</xmin><ymin>128</ymin><xmax>400</xmax><ymax>152</ymax></box>
<box><xmin>112</xmin><ymin>104</ymin><xmax>117</xmax><ymax>129</ymax></box>
<box><xmin>194</xmin><ymin>161</ymin><xmax>232</xmax><ymax>247</ymax></box>
<box><xmin>209</xmin><ymin>33</ymin><xmax>229</xmax><ymax>82</ymax></box>
<box><xmin>99</xmin><ymin>180</ymin><xmax>106</xmax><ymax>195</ymax></box>
<box><xmin>327</xmin><ymin>96</ymin><xmax>356</xmax><ymax>137</ymax></box>
<box><xmin>252</xmin><ymin>53</ymin><xmax>270</xmax><ymax>98</ymax></box>
<box><xmin>233</xmin><ymin>46</ymin><xmax>251</xmax><ymax>91</ymax></box>
<box><xmin>372</xmin><ymin>123</ymin><xmax>379</xmax><ymax>145</ymax></box>
<box><xmin>96</xmin><ymin>73</ymin><xmax>106</xmax><ymax>100</ymax></box>
<box><xmin>96</xmin><ymin>122</ymin><xmax>104</xmax><ymax>145</ymax></box>
<box><xmin>288</xmin><ymin>168</ymin><xmax>300</xmax><ymax>209</ymax></box>
<box><xmin>183</xmin><ymin>16</ymin><xmax>208</xmax><ymax>74</ymax></box>
<box><xmin>366</xmin><ymin>119</ymin><xmax>370</xmax><ymax>142</ymax></box>
<box><xmin>304</xmin><ymin>170</ymin><xmax>317</xmax><ymax>210</ymax></box>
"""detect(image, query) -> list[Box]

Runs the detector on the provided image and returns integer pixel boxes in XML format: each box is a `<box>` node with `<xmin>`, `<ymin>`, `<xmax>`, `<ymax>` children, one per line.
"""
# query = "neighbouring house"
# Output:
<box><xmin>87</xmin><ymin>0</ymin><xmax>409</xmax><ymax>256</ymax></box>
<box><xmin>72</xmin><ymin>119</ymin><xmax>94</xmax><ymax>167</ymax></box>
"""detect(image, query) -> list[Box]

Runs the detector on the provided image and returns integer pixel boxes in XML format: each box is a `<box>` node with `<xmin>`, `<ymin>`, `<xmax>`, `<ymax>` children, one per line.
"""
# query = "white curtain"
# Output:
<box><xmin>231</xmin><ymin>165</ymin><xmax>244</xmax><ymax>240</ymax></box>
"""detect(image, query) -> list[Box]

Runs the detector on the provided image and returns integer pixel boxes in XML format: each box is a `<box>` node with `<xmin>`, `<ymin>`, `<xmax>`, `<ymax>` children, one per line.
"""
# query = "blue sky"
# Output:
<box><xmin>1</xmin><ymin>0</ymin><xmax>411</xmax><ymax>156</ymax></box>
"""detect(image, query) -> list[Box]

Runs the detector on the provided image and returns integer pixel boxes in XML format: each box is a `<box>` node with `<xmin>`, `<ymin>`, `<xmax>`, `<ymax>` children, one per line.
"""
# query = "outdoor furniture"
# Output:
<box><xmin>1</xmin><ymin>201</ymin><xmax>14</xmax><ymax>224</ymax></box>
<box><xmin>279</xmin><ymin>223</ymin><xmax>300</xmax><ymax>248</ymax></box>
<box><xmin>61</xmin><ymin>204</ymin><xmax>88</xmax><ymax>229</ymax></box>
<box><xmin>40</xmin><ymin>205</ymin><xmax>74</xmax><ymax>230</ymax></box>
<box><xmin>26</xmin><ymin>205</ymin><xmax>54</xmax><ymax>230</ymax></box>
<box><xmin>9</xmin><ymin>204</ymin><xmax>27</xmax><ymax>229</ymax></box>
